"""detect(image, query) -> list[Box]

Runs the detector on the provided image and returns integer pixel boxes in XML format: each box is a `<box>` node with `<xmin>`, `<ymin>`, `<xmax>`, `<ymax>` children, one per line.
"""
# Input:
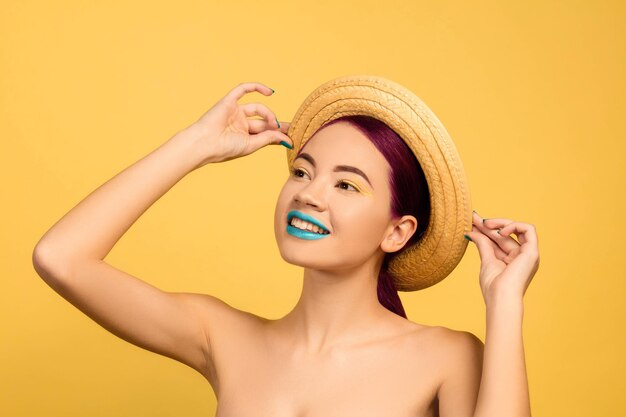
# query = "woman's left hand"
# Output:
<box><xmin>465</xmin><ymin>211</ymin><xmax>540</xmax><ymax>305</ymax></box>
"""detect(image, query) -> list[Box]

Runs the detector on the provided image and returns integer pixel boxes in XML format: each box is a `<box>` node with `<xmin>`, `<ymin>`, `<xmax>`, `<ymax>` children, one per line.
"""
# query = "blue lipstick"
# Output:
<box><xmin>286</xmin><ymin>210</ymin><xmax>330</xmax><ymax>240</ymax></box>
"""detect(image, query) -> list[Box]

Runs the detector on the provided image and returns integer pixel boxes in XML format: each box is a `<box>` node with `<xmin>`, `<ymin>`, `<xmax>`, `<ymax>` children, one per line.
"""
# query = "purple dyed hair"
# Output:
<box><xmin>304</xmin><ymin>115</ymin><xmax>431</xmax><ymax>318</ymax></box>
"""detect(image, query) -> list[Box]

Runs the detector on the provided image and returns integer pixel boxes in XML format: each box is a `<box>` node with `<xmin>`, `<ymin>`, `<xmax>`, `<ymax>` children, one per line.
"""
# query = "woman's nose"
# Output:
<box><xmin>293</xmin><ymin>181</ymin><xmax>327</xmax><ymax>210</ymax></box>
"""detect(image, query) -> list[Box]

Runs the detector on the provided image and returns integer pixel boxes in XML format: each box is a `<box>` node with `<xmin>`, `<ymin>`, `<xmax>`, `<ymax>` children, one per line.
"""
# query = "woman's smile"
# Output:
<box><xmin>286</xmin><ymin>210</ymin><xmax>330</xmax><ymax>240</ymax></box>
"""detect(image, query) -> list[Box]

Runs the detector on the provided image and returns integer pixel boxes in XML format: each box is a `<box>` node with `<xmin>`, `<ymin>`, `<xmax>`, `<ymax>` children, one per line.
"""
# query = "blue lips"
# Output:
<box><xmin>286</xmin><ymin>210</ymin><xmax>330</xmax><ymax>240</ymax></box>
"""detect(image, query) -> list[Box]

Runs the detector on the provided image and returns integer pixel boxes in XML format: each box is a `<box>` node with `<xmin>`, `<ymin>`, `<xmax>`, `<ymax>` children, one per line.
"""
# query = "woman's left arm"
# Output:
<box><xmin>466</xmin><ymin>210</ymin><xmax>540</xmax><ymax>417</ymax></box>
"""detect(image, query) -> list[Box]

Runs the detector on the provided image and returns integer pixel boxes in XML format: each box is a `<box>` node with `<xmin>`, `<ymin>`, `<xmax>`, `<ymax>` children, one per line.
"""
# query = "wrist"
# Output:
<box><xmin>170</xmin><ymin>125</ymin><xmax>218</xmax><ymax>170</ymax></box>
<box><xmin>485</xmin><ymin>291</ymin><xmax>524</xmax><ymax>315</ymax></box>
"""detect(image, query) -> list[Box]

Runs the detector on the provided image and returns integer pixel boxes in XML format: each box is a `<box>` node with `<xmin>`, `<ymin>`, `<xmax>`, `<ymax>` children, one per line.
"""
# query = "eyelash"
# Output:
<box><xmin>290</xmin><ymin>167</ymin><xmax>307</xmax><ymax>179</ymax></box>
<box><xmin>337</xmin><ymin>180</ymin><xmax>359</xmax><ymax>192</ymax></box>
<box><xmin>290</xmin><ymin>167</ymin><xmax>360</xmax><ymax>193</ymax></box>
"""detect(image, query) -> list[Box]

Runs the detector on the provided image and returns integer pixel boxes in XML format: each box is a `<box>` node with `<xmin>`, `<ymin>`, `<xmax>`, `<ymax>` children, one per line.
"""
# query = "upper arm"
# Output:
<box><xmin>33</xmin><ymin>248</ymin><xmax>239</xmax><ymax>376</ymax></box>
<box><xmin>437</xmin><ymin>330</ymin><xmax>484</xmax><ymax>417</ymax></box>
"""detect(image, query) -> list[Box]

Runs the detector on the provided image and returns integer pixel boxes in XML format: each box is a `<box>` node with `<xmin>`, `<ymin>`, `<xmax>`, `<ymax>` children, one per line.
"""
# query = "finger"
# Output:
<box><xmin>247</xmin><ymin>119</ymin><xmax>275</xmax><ymax>134</ymax></box>
<box><xmin>244</xmin><ymin>130</ymin><xmax>293</xmax><ymax>155</ymax></box>
<box><xmin>241</xmin><ymin>103</ymin><xmax>280</xmax><ymax>129</ymax></box>
<box><xmin>473</xmin><ymin>211</ymin><xmax>515</xmax><ymax>232</ymax></box>
<box><xmin>223</xmin><ymin>82</ymin><xmax>274</xmax><ymax>103</ymax></box>
<box><xmin>467</xmin><ymin>232</ymin><xmax>519</xmax><ymax>264</ymax></box>
<box><xmin>472</xmin><ymin>211</ymin><xmax>520</xmax><ymax>252</ymax></box>
<box><xmin>499</xmin><ymin>222</ymin><xmax>538</xmax><ymax>250</ymax></box>
<box><xmin>467</xmin><ymin>223</ymin><xmax>509</xmax><ymax>258</ymax></box>
<box><xmin>465</xmin><ymin>225</ymin><xmax>506</xmax><ymax>264</ymax></box>
<box><xmin>472</xmin><ymin>211</ymin><xmax>509</xmax><ymax>242</ymax></box>
<box><xmin>482</xmin><ymin>217</ymin><xmax>515</xmax><ymax>229</ymax></box>
<box><xmin>247</xmin><ymin>118</ymin><xmax>290</xmax><ymax>135</ymax></box>
<box><xmin>279</xmin><ymin>121</ymin><xmax>291</xmax><ymax>134</ymax></box>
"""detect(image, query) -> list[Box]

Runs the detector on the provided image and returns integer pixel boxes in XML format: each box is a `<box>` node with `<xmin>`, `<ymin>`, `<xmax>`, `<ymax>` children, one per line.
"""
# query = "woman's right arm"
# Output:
<box><xmin>32</xmin><ymin>82</ymin><xmax>292</xmax><ymax>375</ymax></box>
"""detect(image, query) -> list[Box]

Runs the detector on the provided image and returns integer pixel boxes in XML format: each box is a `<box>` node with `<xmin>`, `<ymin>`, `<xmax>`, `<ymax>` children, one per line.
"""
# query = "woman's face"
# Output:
<box><xmin>274</xmin><ymin>121</ymin><xmax>400</xmax><ymax>273</ymax></box>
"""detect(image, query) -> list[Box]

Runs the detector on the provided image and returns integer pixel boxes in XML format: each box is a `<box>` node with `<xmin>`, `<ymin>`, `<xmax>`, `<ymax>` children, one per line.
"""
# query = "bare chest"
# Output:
<box><xmin>212</xmin><ymin>334</ymin><xmax>441</xmax><ymax>417</ymax></box>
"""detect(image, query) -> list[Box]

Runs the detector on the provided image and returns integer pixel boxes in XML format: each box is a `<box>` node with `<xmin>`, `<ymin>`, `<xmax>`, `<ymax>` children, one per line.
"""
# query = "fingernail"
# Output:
<box><xmin>482</xmin><ymin>218</ymin><xmax>488</xmax><ymax>223</ymax></box>
<box><xmin>270</xmin><ymin>88</ymin><xmax>275</xmax><ymax>94</ymax></box>
<box><xmin>275</xmin><ymin>117</ymin><xmax>281</xmax><ymax>128</ymax></box>
<box><xmin>279</xmin><ymin>140</ymin><xmax>293</xmax><ymax>149</ymax></box>
<box><xmin>464</xmin><ymin>234</ymin><xmax>472</xmax><ymax>242</ymax></box>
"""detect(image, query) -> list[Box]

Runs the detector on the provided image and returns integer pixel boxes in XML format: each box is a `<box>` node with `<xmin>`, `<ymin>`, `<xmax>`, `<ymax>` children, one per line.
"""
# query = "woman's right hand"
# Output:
<box><xmin>181</xmin><ymin>82</ymin><xmax>293</xmax><ymax>168</ymax></box>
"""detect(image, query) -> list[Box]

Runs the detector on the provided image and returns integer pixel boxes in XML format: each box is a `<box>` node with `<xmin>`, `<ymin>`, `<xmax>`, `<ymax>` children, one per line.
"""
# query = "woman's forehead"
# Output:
<box><xmin>298</xmin><ymin>122</ymin><xmax>387</xmax><ymax>166</ymax></box>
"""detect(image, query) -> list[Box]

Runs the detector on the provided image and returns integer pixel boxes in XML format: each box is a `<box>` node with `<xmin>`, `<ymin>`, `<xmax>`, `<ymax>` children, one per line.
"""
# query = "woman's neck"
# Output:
<box><xmin>277</xmin><ymin>258</ymin><xmax>400</xmax><ymax>355</ymax></box>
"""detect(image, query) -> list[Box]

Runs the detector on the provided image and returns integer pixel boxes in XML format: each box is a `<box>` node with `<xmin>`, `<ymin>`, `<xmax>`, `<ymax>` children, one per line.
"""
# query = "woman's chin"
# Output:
<box><xmin>277</xmin><ymin>248</ymin><xmax>364</xmax><ymax>273</ymax></box>
<box><xmin>278</xmin><ymin>250</ymin><xmax>322</xmax><ymax>269</ymax></box>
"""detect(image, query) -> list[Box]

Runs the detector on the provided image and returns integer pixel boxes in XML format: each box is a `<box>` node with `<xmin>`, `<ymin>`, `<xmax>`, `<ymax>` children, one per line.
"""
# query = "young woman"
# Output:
<box><xmin>33</xmin><ymin>78</ymin><xmax>539</xmax><ymax>417</ymax></box>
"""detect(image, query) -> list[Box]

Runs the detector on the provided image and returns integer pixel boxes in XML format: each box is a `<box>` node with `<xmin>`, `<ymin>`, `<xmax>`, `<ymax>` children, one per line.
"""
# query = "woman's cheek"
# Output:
<box><xmin>336</xmin><ymin>206</ymin><xmax>389</xmax><ymax>249</ymax></box>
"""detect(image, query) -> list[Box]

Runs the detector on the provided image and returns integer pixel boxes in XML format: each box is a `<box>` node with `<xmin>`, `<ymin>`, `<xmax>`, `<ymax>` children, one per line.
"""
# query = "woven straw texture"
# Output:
<box><xmin>286</xmin><ymin>75</ymin><xmax>472</xmax><ymax>291</ymax></box>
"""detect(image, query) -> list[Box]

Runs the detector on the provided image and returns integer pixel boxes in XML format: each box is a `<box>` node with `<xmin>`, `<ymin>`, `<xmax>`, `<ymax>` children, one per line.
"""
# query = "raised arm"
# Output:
<box><xmin>438</xmin><ymin>210</ymin><xmax>539</xmax><ymax>417</ymax></box>
<box><xmin>32</xmin><ymin>82</ymin><xmax>293</xmax><ymax>375</ymax></box>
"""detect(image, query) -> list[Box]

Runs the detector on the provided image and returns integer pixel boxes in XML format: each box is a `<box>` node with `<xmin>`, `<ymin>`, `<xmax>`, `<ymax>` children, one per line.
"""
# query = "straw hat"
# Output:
<box><xmin>285</xmin><ymin>75</ymin><xmax>472</xmax><ymax>291</ymax></box>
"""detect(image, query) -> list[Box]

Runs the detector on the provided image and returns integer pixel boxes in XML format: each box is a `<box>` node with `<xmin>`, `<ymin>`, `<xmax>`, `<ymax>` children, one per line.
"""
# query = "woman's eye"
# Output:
<box><xmin>337</xmin><ymin>181</ymin><xmax>359</xmax><ymax>192</ymax></box>
<box><xmin>291</xmin><ymin>167</ymin><xmax>308</xmax><ymax>178</ymax></box>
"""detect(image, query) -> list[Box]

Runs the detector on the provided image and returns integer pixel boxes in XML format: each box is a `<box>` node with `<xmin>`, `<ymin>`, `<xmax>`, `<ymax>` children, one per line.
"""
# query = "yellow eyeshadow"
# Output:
<box><xmin>344</xmin><ymin>180</ymin><xmax>372</xmax><ymax>196</ymax></box>
<box><xmin>291</xmin><ymin>166</ymin><xmax>309</xmax><ymax>176</ymax></box>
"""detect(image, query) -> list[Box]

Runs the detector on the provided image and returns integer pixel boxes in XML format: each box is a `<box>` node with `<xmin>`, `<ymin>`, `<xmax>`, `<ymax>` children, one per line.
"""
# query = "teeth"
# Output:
<box><xmin>289</xmin><ymin>217</ymin><xmax>329</xmax><ymax>234</ymax></box>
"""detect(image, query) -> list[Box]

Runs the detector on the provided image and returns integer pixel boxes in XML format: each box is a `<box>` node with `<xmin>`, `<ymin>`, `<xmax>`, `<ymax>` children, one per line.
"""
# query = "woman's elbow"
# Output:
<box><xmin>32</xmin><ymin>241</ymin><xmax>73</xmax><ymax>285</ymax></box>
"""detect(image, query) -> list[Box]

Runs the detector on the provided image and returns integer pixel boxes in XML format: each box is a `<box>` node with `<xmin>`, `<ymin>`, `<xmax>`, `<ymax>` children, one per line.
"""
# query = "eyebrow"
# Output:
<box><xmin>295</xmin><ymin>152</ymin><xmax>373</xmax><ymax>188</ymax></box>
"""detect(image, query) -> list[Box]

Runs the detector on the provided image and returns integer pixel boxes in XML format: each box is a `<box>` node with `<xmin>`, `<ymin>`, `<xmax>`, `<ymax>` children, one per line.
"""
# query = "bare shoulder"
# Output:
<box><xmin>400</xmin><ymin>323</ymin><xmax>484</xmax><ymax>384</ymax></box>
<box><xmin>383</xmin><ymin>321</ymin><xmax>484</xmax><ymax>408</ymax></box>
<box><xmin>416</xmin><ymin>325</ymin><xmax>484</xmax><ymax>410</ymax></box>
<box><xmin>173</xmin><ymin>292</ymin><xmax>267</xmax><ymax>329</ymax></box>
<box><xmin>171</xmin><ymin>292</ymin><xmax>267</xmax><ymax>383</ymax></box>
<box><xmin>174</xmin><ymin>292</ymin><xmax>266</xmax><ymax>322</ymax></box>
<box><xmin>403</xmin><ymin>322</ymin><xmax>482</xmax><ymax>348</ymax></box>
<box><xmin>417</xmin><ymin>324</ymin><xmax>484</xmax><ymax>364</ymax></box>
<box><xmin>429</xmin><ymin>326</ymin><xmax>483</xmax><ymax>350</ymax></box>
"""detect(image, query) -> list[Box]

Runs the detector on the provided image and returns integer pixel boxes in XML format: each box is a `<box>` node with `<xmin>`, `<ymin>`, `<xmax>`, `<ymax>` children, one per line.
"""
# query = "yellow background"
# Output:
<box><xmin>2</xmin><ymin>1</ymin><xmax>624</xmax><ymax>415</ymax></box>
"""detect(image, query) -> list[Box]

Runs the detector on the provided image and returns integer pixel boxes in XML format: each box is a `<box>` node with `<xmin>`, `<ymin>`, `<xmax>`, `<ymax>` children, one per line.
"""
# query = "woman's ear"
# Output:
<box><xmin>381</xmin><ymin>215</ymin><xmax>418</xmax><ymax>254</ymax></box>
